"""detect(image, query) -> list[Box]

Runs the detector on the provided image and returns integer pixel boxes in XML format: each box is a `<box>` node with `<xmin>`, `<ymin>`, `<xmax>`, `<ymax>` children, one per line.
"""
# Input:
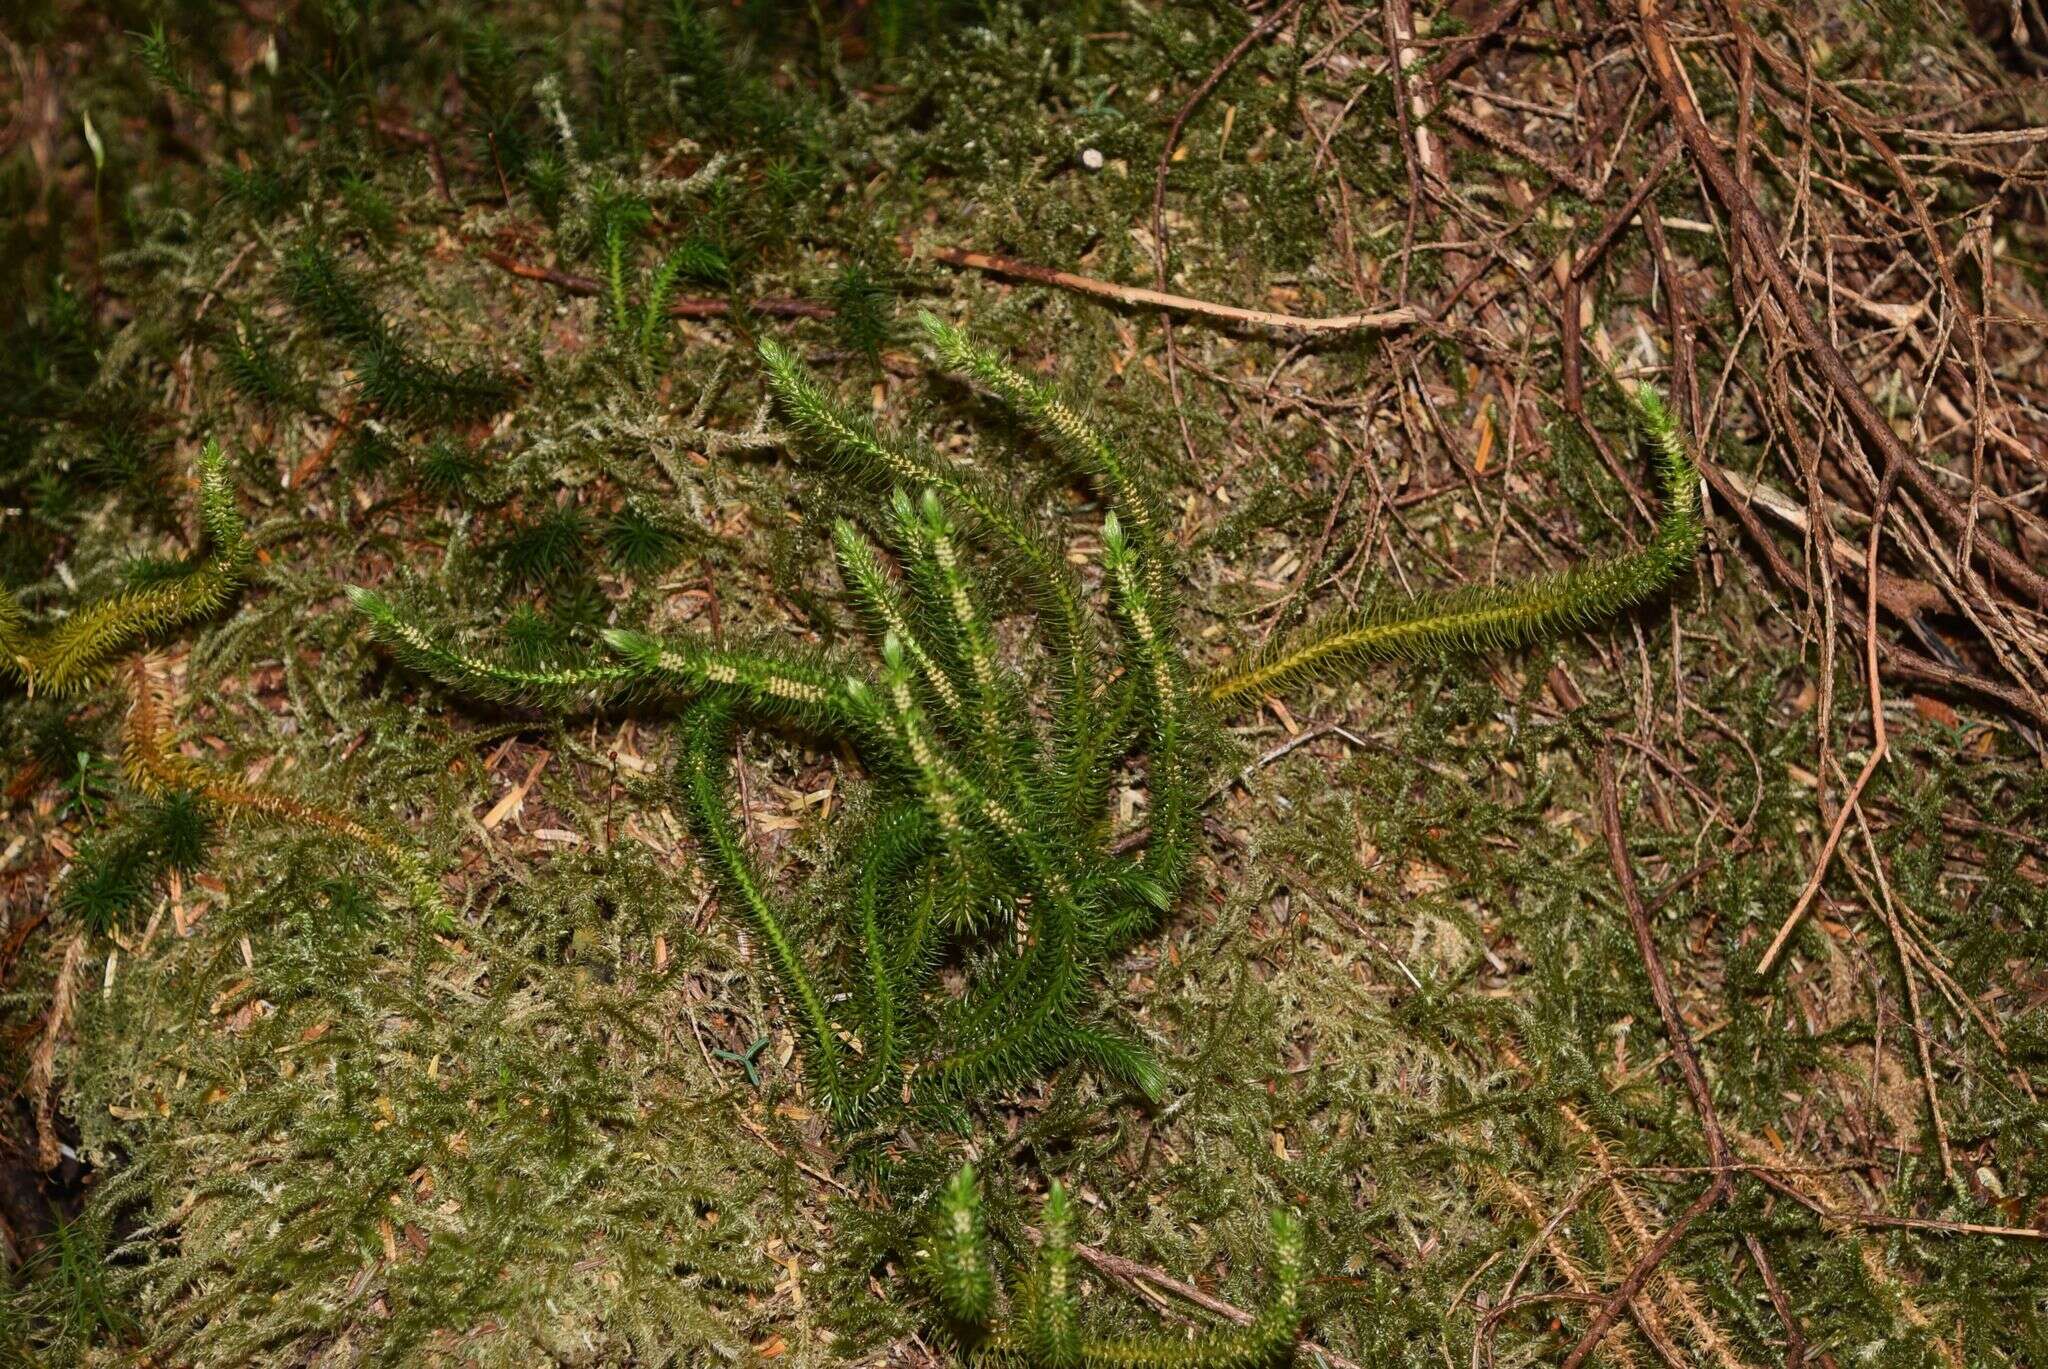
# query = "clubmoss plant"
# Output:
<box><xmin>923</xmin><ymin>1163</ymin><xmax>1305</xmax><ymax>1367</ymax></box>
<box><xmin>1201</xmin><ymin>389</ymin><xmax>1701</xmax><ymax>706</ymax></box>
<box><xmin>349</xmin><ymin>316</ymin><xmax>1702</xmax><ymax>1131</ymax></box>
<box><xmin>18</xmin><ymin>5</ymin><xmax>2048</xmax><ymax>1362</ymax></box>
<box><xmin>586</xmin><ymin>190</ymin><xmax>739</xmax><ymax>376</ymax></box>
<box><xmin>0</xmin><ymin>441</ymin><xmax>247</xmax><ymax>696</ymax></box>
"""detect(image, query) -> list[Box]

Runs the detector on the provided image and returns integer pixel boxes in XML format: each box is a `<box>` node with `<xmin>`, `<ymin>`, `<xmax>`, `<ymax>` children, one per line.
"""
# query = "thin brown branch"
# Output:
<box><xmin>927</xmin><ymin>246</ymin><xmax>1422</xmax><ymax>335</ymax></box>
<box><xmin>1562</xmin><ymin>750</ymin><xmax>1737</xmax><ymax>1369</ymax></box>
<box><xmin>1572</xmin><ymin>136</ymin><xmax>1685</xmax><ymax>279</ymax></box>
<box><xmin>372</xmin><ymin>116</ymin><xmax>456</xmax><ymax>208</ymax></box>
<box><xmin>1070</xmin><ymin>1242</ymin><xmax>1364</xmax><ymax>1369</ymax></box>
<box><xmin>1437</xmin><ymin>98</ymin><xmax>1602</xmax><ymax>199</ymax></box>
<box><xmin>1634</xmin><ymin>0</ymin><xmax>2048</xmax><ymax>610</ymax></box>
<box><xmin>1758</xmin><ymin>418</ymin><xmax>1900</xmax><ymax>976</ymax></box>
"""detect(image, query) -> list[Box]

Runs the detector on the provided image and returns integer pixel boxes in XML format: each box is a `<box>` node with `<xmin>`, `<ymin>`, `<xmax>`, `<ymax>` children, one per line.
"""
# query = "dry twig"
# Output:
<box><xmin>1560</xmin><ymin>750</ymin><xmax>1740</xmax><ymax>1368</ymax></box>
<box><xmin>929</xmin><ymin>247</ymin><xmax>1421</xmax><ymax>336</ymax></box>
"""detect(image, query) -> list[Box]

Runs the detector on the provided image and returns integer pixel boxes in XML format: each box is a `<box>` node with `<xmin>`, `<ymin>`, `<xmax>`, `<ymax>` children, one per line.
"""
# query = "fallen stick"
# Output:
<box><xmin>1759</xmin><ymin>489</ymin><xmax>1898</xmax><ymax>978</ymax></box>
<box><xmin>488</xmin><ymin>241</ymin><xmax>1421</xmax><ymax>337</ymax></box>
<box><xmin>1713</xmin><ymin>468</ymin><xmax>1947</xmax><ymax>617</ymax></box>
<box><xmin>1069</xmin><ymin>1241</ymin><xmax>1366</xmax><ymax>1369</ymax></box>
<box><xmin>1437</xmin><ymin>98</ymin><xmax>1602</xmax><ymax>199</ymax></box>
<box><xmin>372</xmin><ymin>117</ymin><xmax>457</xmax><ymax>208</ymax></box>
<box><xmin>927</xmin><ymin>246</ymin><xmax>1423</xmax><ymax>335</ymax></box>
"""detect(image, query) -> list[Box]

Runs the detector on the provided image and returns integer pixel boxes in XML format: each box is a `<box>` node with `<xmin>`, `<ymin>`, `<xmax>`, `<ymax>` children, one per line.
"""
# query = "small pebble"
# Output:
<box><xmin>1080</xmin><ymin>148</ymin><xmax>1105</xmax><ymax>171</ymax></box>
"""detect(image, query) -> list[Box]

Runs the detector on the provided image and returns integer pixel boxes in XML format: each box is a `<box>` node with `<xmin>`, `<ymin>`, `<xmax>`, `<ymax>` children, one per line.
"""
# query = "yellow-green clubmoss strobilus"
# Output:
<box><xmin>1</xmin><ymin>440</ymin><xmax>248</xmax><ymax>697</ymax></box>
<box><xmin>350</xmin><ymin>313</ymin><xmax>1703</xmax><ymax>1138</ymax></box>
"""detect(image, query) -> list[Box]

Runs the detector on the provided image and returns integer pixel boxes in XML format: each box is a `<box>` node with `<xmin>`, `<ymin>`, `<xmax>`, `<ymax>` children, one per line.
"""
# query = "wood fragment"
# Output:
<box><xmin>927</xmin><ymin>247</ymin><xmax>1421</xmax><ymax>336</ymax></box>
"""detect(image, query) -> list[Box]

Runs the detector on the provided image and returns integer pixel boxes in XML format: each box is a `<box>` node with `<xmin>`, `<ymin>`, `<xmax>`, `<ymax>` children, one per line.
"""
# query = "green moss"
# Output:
<box><xmin>6</xmin><ymin>3</ymin><xmax>2047</xmax><ymax>1366</ymax></box>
